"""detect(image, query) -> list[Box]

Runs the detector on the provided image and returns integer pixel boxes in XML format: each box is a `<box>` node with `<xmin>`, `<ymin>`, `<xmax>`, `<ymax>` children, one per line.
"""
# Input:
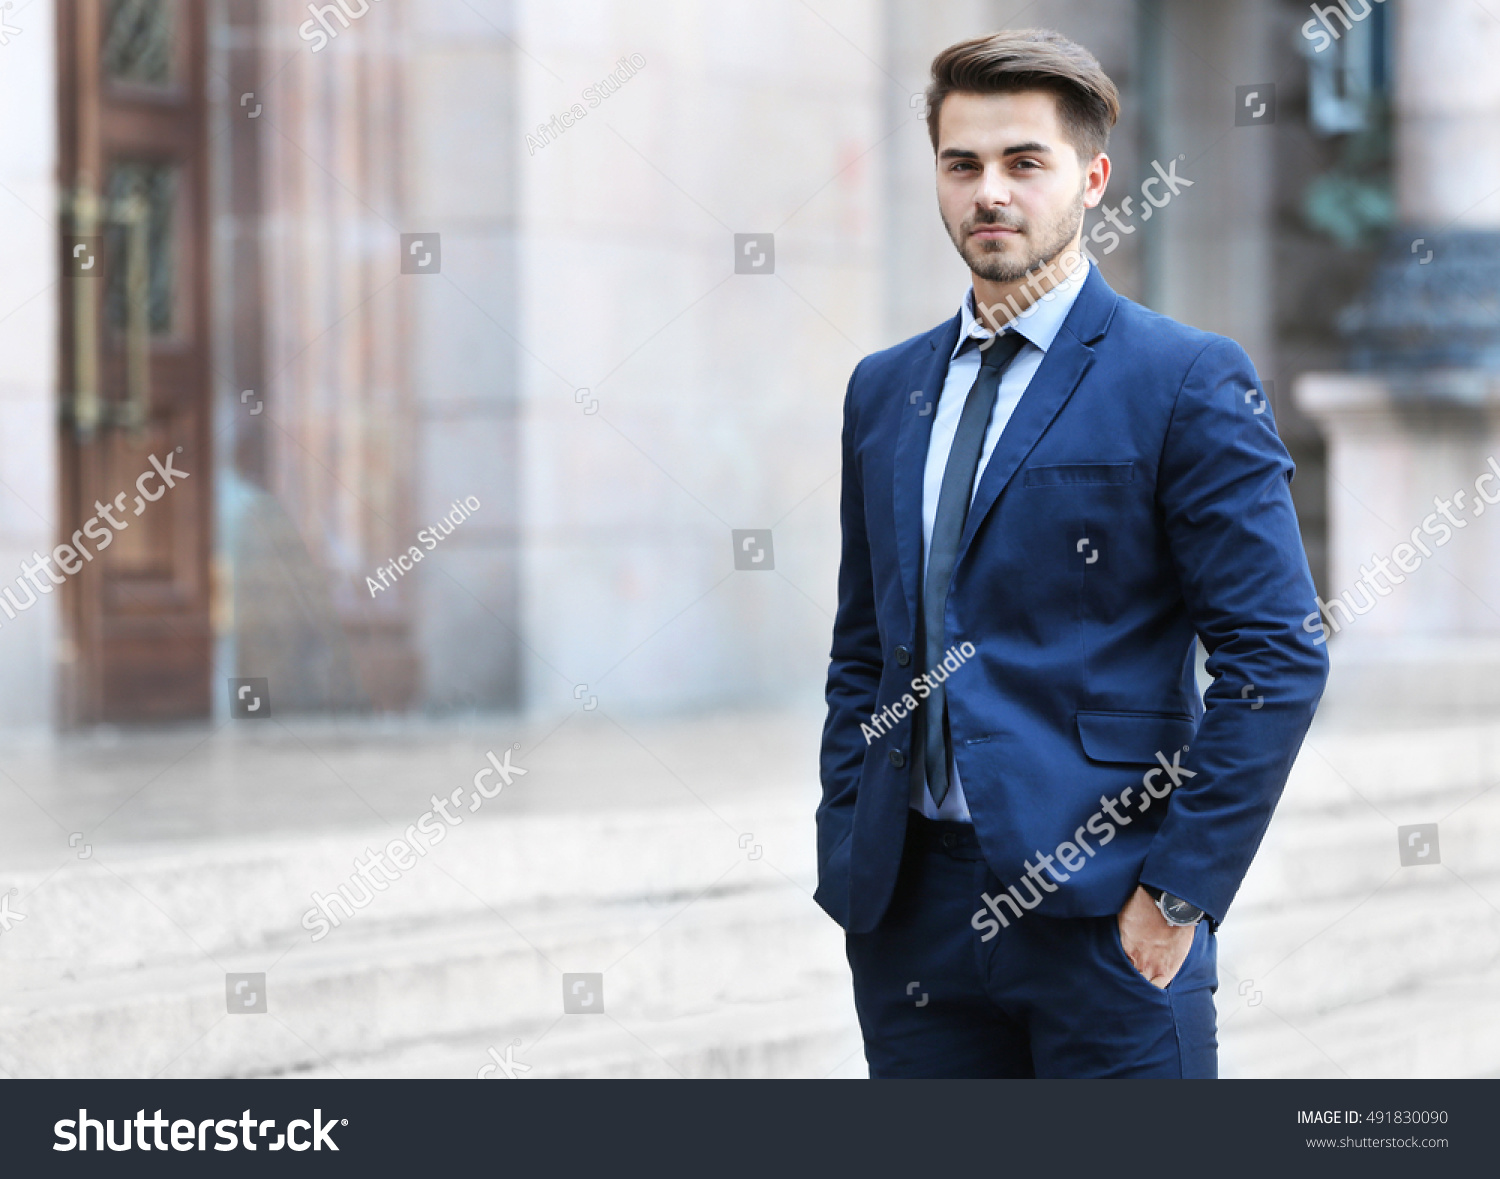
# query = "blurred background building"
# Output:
<box><xmin>0</xmin><ymin>0</ymin><xmax>1496</xmax><ymax>1079</ymax></box>
<box><xmin>0</xmin><ymin>0</ymin><xmax>1359</xmax><ymax>727</ymax></box>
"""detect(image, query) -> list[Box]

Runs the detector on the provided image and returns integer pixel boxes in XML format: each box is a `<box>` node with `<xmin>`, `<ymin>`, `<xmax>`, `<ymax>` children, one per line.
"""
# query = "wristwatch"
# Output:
<box><xmin>1142</xmin><ymin>884</ymin><xmax>1203</xmax><ymax>928</ymax></box>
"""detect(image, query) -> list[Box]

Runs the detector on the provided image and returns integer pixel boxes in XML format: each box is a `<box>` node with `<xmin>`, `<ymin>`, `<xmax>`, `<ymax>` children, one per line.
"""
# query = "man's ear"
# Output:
<box><xmin>1083</xmin><ymin>152</ymin><xmax>1111</xmax><ymax>209</ymax></box>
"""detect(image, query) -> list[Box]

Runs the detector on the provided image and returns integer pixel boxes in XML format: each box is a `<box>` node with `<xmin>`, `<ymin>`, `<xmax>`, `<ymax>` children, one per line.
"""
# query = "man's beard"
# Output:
<box><xmin>945</xmin><ymin>184</ymin><xmax>1085</xmax><ymax>284</ymax></box>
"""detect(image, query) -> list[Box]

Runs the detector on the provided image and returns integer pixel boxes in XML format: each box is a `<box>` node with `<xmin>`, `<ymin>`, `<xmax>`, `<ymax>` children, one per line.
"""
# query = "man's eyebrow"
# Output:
<box><xmin>938</xmin><ymin>142</ymin><xmax>1053</xmax><ymax>160</ymax></box>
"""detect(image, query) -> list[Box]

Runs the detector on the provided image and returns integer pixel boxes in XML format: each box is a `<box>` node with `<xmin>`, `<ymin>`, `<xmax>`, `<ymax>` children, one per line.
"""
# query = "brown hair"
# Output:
<box><xmin>925</xmin><ymin>29</ymin><xmax>1120</xmax><ymax>161</ymax></box>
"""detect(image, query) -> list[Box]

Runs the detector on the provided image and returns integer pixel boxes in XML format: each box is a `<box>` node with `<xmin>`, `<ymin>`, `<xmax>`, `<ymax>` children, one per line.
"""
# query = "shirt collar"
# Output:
<box><xmin>950</xmin><ymin>258</ymin><xmax>1091</xmax><ymax>362</ymax></box>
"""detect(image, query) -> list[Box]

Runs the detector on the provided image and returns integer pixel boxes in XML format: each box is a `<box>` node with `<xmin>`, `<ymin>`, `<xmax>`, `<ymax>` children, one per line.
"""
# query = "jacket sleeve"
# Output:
<box><xmin>817</xmin><ymin>360</ymin><xmax>884</xmax><ymax>875</ymax></box>
<box><xmin>1138</xmin><ymin>337</ymin><xmax>1329</xmax><ymax>927</ymax></box>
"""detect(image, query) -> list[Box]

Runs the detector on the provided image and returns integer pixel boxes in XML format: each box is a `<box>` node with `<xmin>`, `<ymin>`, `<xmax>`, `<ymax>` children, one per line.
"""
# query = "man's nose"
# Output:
<box><xmin>974</xmin><ymin>162</ymin><xmax>1012</xmax><ymax>207</ymax></box>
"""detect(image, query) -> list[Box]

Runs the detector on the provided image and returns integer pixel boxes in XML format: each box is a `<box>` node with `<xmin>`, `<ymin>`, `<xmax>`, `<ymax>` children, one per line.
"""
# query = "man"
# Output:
<box><xmin>816</xmin><ymin>28</ymin><xmax>1328</xmax><ymax>1078</ymax></box>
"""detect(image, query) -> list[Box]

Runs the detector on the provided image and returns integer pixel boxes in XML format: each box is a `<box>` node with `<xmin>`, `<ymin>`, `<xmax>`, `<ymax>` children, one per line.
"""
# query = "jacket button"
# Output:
<box><xmin>894</xmin><ymin>645</ymin><xmax>911</xmax><ymax>667</ymax></box>
<box><xmin>889</xmin><ymin>749</ymin><xmax>905</xmax><ymax>768</ymax></box>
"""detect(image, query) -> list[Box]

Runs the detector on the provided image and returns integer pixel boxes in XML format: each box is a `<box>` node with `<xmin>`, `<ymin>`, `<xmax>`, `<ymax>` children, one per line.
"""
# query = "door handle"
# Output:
<box><xmin>116</xmin><ymin>190</ymin><xmax>150</xmax><ymax>435</ymax></box>
<box><xmin>67</xmin><ymin>179</ymin><xmax>154</xmax><ymax>439</ymax></box>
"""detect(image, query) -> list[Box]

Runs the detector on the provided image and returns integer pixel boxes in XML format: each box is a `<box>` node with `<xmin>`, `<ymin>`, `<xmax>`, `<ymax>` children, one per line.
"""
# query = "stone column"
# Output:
<box><xmin>0</xmin><ymin>1</ymin><xmax>60</xmax><ymax>727</ymax></box>
<box><xmin>1295</xmin><ymin>0</ymin><xmax>1500</xmax><ymax>722</ymax></box>
<box><xmin>1392</xmin><ymin>0</ymin><xmax>1500</xmax><ymax>228</ymax></box>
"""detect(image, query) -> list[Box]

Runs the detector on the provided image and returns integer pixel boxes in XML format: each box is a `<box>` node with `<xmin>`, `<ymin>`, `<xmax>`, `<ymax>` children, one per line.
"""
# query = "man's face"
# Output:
<box><xmin>935</xmin><ymin>90</ymin><xmax>1106</xmax><ymax>284</ymax></box>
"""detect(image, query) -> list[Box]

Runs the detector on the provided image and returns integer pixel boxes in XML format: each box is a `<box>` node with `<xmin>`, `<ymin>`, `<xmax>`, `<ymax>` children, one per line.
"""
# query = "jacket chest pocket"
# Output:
<box><xmin>1022</xmin><ymin>461</ymin><xmax>1135</xmax><ymax>487</ymax></box>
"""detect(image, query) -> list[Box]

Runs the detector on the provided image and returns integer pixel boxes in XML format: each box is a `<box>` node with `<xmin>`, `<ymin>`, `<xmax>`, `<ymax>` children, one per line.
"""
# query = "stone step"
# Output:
<box><xmin>1227</xmin><ymin>712</ymin><xmax>1497</xmax><ymax>827</ymax></box>
<box><xmin>1212</xmin><ymin>717</ymin><xmax>1500</xmax><ymax>1075</ymax></box>
<box><xmin>279</xmin><ymin>992</ymin><xmax>866</xmax><ymax>1079</ymax></box>
<box><xmin>1222</xmin><ymin>964</ymin><xmax>1500</xmax><ymax>1078</ymax></box>
<box><xmin>1241</xmin><ymin>797</ymin><xmax>1496</xmax><ymax>891</ymax></box>
<box><xmin>0</xmin><ymin>798</ymin><xmax>817</xmax><ymax>975</ymax></box>
<box><xmin>0</xmin><ymin>879</ymin><xmax>854</xmax><ymax>1079</ymax></box>
<box><xmin>1216</xmin><ymin>900</ymin><xmax>1500</xmax><ymax>1023</ymax></box>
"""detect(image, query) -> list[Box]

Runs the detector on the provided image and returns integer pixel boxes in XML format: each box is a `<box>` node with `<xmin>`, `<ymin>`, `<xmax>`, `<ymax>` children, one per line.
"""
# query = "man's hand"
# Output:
<box><xmin>1116</xmin><ymin>885</ymin><xmax>1195</xmax><ymax>988</ymax></box>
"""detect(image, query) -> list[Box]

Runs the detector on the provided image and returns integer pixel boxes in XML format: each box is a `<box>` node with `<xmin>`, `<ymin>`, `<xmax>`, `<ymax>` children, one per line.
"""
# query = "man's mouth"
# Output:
<box><xmin>968</xmin><ymin>224</ymin><xmax>1020</xmax><ymax>240</ymax></box>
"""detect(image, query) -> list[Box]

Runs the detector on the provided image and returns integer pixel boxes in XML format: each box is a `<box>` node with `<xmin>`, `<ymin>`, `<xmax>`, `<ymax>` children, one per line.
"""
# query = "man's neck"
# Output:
<box><xmin>970</xmin><ymin>238</ymin><xmax>1085</xmax><ymax>333</ymax></box>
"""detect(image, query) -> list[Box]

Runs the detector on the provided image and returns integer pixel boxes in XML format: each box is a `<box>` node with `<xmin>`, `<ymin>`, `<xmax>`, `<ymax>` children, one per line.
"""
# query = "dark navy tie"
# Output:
<box><xmin>919</xmin><ymin>330</ymin><xmax>1026</xmax><ymax>807</ymax></box>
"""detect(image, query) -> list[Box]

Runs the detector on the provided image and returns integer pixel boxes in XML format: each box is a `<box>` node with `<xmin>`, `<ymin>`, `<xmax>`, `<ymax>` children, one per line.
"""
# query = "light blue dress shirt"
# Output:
<box><xmin>911</xmin><ymin>260</ymin><xmax>1092</xmax><ymax>822</ymax></box>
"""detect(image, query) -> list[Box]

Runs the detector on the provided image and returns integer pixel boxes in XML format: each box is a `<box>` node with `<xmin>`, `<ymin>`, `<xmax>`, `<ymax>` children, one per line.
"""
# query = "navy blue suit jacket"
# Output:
<box><xmin>816</xmin><ymin>266</ymin><xmax>1328</xmax><ymax>934</ymax></box>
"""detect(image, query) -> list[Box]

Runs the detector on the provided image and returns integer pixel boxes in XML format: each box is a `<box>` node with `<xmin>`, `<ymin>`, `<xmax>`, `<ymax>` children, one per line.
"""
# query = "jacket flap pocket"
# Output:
<box><xmin>1023</xmin><ymin>462</ymin><xmax>1135</xmax><ymax>487</ymax></box>
<box><xmin>1076</xmin><ymin>710</ymin><xmax>1196</xmax><ymax>764</ymax></box>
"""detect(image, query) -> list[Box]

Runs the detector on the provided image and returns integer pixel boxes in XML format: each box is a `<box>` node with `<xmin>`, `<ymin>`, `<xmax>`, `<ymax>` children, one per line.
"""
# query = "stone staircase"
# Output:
<box><xmin>0</xmin><ymin>785</ymin><xmax>865</xmax><ymax>1079</ymax></box>
<box><xmin>1</xmin><ymin>705</ymin><xmax>1494</xmax><ymax>1079</ymax></box>
<box><xmin>1216</xmin><ymin>713</ymin><xmax>1500</xmax><ymax>1078</ymax></box>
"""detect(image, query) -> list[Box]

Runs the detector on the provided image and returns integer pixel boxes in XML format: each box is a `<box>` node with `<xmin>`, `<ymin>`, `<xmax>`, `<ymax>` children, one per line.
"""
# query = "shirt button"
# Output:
<box><xmin>894</xmin><ymin>645</ymin><xmax>911</xmax><ymax>667</ymax></box>
<box><xmin>941</xmin><ymin>833</ymin><xmax>957</xmax><ymax>849</ymax></box>
<box><xmin>888</xmin><ymin>749</ymin><xmax>905</xmax><ymax>769</ymax></box>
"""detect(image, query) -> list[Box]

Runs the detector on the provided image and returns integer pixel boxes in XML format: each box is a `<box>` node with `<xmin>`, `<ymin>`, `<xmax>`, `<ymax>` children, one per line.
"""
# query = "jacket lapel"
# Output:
<box><xmin>955</xmin><ymin>266</ymin><xmax>1118</xmax><ymax>561</ymax></box>
<box><xmin>892</xmin><ymin>314</ymin><xmax>960</xmax><ymax>627</ymax></box>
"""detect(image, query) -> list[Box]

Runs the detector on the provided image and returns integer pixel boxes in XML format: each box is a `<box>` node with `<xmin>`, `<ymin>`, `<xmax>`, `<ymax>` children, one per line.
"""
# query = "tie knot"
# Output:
<box><xmin>977</xmin><ymin>330</ymin><xmax>1019</xmax><ymax>369</ymax></box>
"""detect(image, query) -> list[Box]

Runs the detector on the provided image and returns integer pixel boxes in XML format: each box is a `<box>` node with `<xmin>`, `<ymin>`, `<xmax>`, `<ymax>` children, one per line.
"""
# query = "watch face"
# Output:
<box><xmin>1160</xmin><ymin>893</ymin><xmax>1202</xmax><ymax>925</ymax></box>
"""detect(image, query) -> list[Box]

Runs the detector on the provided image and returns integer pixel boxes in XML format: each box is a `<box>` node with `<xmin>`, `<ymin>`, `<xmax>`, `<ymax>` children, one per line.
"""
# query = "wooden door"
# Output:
<box><xmin>57</xmin><ymin>0</ymin><xmax>212</xmax><ymax>723</ymax></box>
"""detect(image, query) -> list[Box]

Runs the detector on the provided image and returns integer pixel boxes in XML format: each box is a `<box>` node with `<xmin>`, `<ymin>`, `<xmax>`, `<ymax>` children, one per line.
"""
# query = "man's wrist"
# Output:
<box><xmin>1140</xmin><ymin>883</ymin><xmax>1204</xmax><ymax>928</ymax></box>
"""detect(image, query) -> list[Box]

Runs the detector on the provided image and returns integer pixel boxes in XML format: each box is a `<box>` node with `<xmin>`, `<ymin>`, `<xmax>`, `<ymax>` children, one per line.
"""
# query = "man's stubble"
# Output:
<box><xmin>944</xmin><ymin>179</ymin><xmax>1086</xmax><ymax>285</ymax></box>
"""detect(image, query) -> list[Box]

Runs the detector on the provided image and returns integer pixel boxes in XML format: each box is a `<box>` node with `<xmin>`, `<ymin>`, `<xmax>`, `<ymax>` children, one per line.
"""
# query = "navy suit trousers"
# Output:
<box><xmin>845</xmin><ymin>815</ymin><xmax>1219</xmax><ymax>1078</ymax></box>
